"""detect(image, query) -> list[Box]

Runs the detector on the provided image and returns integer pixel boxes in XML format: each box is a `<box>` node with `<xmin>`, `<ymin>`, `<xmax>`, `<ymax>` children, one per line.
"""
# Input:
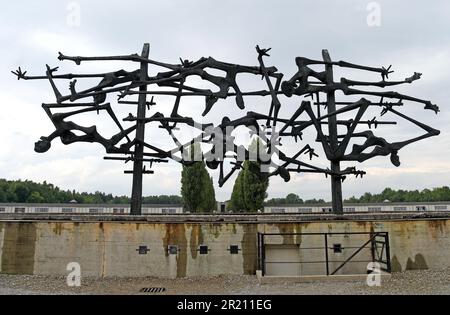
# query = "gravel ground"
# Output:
<box><xmin>0</xmin><ymin>268</ymin><xmax>449</xmax><ymax>295</ymax></box>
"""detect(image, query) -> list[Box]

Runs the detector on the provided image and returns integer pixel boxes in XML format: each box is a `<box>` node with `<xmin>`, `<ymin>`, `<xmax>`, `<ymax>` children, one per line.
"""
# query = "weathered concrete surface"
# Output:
<box><xmin>1</xmin><ymin>223</ymin><xmax>36</xmax><ymax>274</ymax></box>
<box><xmin>0</xmin><ymin>215</ymin><xmax>449</xmax><ymax>278</ymax></box>
<box><xmin>261</xmin><ymin>219</ymin><xmax>450</xmax><ymax>275</ymax></box>
<box><xmin>1</xmin><ymin>211</ymin><xmax>449</xmax><ymax>223</ymax></box>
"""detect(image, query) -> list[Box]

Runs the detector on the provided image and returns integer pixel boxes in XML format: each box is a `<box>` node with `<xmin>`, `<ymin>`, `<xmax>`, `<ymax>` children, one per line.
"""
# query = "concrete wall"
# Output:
<box><xmin>0</xmin><ymin>216</ymin><xmax>449</xmax><ymax>278</ymax></box>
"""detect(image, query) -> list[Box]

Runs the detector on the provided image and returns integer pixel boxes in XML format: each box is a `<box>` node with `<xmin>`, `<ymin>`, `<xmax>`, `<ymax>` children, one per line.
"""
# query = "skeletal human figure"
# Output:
<box><xmin>341</xmin><ymin>107</ymin><xmax>440</xmax><ymax>166</ymax></box>
<box><xmin>35</xmin><ymin>103</ymin><xmax>136</xmax><ymax>154</ymax></box>
<box><xmin>12</xmin><ymin>65</ymin><xmax>141</xmax><ymax>104</ymax></box>
<box><xmin>277</xmin><ymin>54</ymin><xmax>440</xmax><ymax>173</ymax></box>
<box><xmin>281</xmin><ymin>57</ymin><xmax>439</xmax><ymax>114</ymax></box>
<box><xmin>122</xmin><ymin>55</ymin><xmax>283</xmax><ymax>117</ymax></box>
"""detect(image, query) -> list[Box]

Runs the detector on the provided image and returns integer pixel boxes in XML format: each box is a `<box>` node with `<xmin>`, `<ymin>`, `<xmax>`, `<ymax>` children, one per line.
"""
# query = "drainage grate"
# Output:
<box><xmin>140</xmin><ymin>287</ymin><xmax>166</xmax><ymax>294</ymax></box>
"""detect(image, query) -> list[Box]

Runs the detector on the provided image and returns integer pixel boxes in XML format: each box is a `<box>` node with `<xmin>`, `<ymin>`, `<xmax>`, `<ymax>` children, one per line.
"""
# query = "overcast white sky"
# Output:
<box><xmin>0</xmin><ymin>0</ymin><xmax>449</xmax><ymax>201</ymax></box>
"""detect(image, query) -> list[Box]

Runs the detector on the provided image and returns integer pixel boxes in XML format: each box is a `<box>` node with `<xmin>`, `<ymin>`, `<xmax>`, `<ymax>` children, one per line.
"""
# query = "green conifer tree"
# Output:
<box><xmin>181</xmin><ymin>143</ymin><xmax>216</xmax><ymax>213</ymax></box>
<box><xmin>229</xmin><ymin>138</ymin><xmax>269</xmax><ymax>212</ymax></box>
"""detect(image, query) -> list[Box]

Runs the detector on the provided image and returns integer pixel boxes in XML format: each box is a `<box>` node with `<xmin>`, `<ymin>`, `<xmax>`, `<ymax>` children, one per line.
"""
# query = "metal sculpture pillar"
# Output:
<box><xmin>130</xmin><ymin>44</ymin><xmax>149</xmax><ymax>215</ymax></box>
<box><xmin>323</xmin><ymin>50</ymin><xmax>343</xmax><ymax>213</ymax></box>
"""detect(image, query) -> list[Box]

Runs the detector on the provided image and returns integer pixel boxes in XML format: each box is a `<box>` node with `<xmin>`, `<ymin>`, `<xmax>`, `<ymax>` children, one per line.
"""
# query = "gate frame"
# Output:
<box><xmin>257</xmin><ymin>231</ymin><xmax>391</xmax><ymax>277</ymax></box>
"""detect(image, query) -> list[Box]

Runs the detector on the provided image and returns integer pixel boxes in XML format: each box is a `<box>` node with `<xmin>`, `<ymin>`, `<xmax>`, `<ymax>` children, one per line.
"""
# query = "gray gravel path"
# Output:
<box><xmin>0</xmin><ymin>268</ymin><xmax>449</xmax><ymax>295</ymax></box>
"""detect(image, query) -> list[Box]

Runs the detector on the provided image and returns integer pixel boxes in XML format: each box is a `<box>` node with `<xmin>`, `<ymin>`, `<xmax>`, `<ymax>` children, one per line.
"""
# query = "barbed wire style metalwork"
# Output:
<box><xmin>12</xmin><ymin>44</ymin><xmax>440</xmax><ymax>214</ymax></box>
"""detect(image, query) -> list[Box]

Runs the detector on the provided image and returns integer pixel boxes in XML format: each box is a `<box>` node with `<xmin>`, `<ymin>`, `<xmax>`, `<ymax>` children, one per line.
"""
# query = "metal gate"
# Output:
<box><xmin>257</xmin><ymin>232</ymin><xmax>391</xmax><ymax>277</ymax></box>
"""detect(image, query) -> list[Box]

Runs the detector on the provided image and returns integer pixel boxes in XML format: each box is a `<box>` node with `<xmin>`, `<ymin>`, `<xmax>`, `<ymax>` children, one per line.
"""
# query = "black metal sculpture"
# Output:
<box><xmin>12</xmin><ymin>44</ymin><xmax>440</xmax><ymax>214</ymax></box>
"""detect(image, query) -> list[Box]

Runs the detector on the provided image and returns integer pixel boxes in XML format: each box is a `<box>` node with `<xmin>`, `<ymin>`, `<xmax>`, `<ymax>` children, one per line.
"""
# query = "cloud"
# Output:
<box><xmin>0</xmin><ymin>1</ymin><xmax>448</xmax><ymax>202</ymax></box>
<box><xmin>24</xmin><ymin>30</ymin><xmax>91</xmax><ymax>54</ymax></box>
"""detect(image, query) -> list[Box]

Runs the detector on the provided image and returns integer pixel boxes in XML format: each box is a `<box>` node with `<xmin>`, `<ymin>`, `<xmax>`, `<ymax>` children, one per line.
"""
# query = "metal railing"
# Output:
<box><xmin>257</xmin><ymin>231</ymin><xmax>391</xmax><ymax>276</ymax></box>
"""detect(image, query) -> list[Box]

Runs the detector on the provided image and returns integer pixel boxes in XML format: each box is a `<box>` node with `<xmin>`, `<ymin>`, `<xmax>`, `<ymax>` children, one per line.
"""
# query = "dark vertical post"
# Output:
<box><xmin>257</xmin><ymin>232</ymin><xmax>261</xmax><ymax>272</ymax></box>
<box><xmin>384</xmin><ymin>233</ymin><xmax>392</xmax><ymax>273</ymax></box>
<box><xmin>130</xmin><ymin>43</ymin><xmax>150</xmax><ymax>215</ymax></box>
<box><xmin>370</xmin><ymin>232</ymin><xmax>376</xmax><ymax>264</ymax></box>
<box><xmin>324</xmin><ymin>233</ymin><xmax>329</xmax><ymax>276</ymax></box>
<box><xmin>262</xmin><ymin>234</ymin><xmax>266</xmax><ymax>276</ymax></box>
<box><xmin>322</xmin><ymin>49</ymin><xmax>343</xmax><ymax>214</ymax></box>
